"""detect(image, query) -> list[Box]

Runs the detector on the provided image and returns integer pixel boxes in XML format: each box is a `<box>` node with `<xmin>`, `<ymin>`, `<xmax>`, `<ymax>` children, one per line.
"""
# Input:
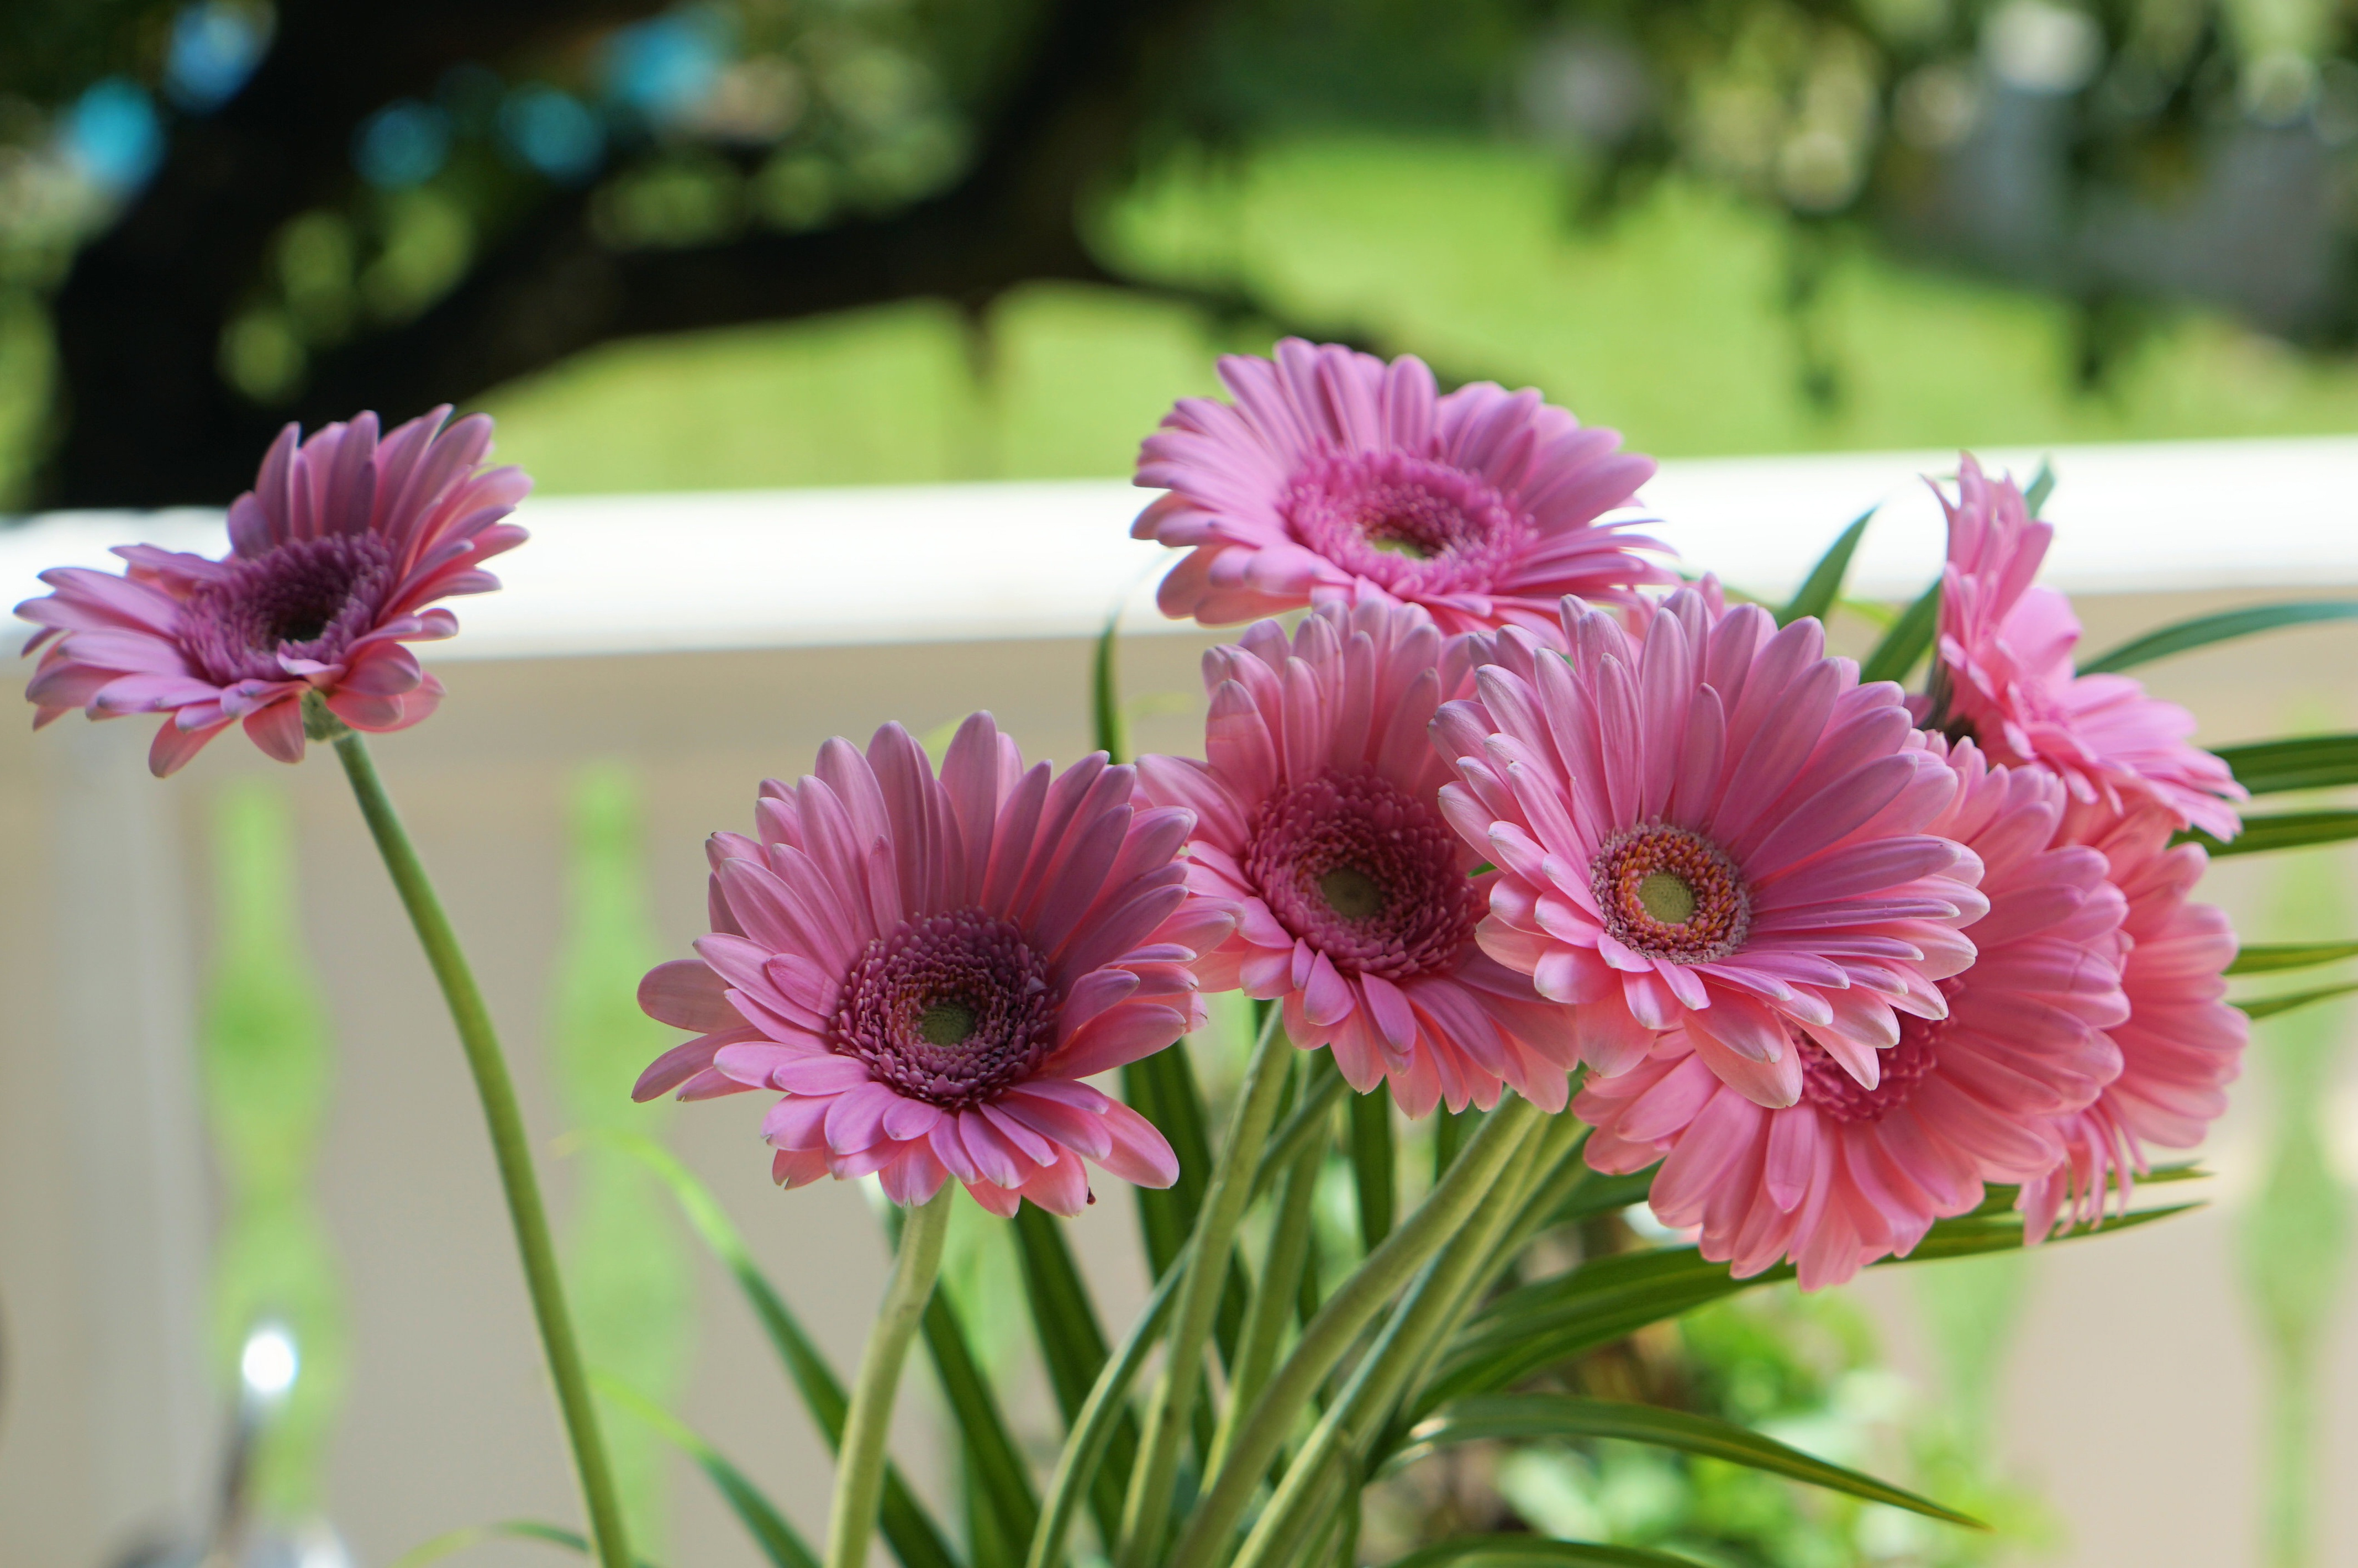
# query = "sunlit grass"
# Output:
<box><xmin>470</xmin><ymin>133</ymin><xmax>2358</xmax><ymax>492</ymax></box>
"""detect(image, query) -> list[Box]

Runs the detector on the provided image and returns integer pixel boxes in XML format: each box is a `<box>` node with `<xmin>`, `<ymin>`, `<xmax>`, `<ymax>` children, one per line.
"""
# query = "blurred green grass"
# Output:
<box><xmin>23</xmin><ymin>132</ymin><xmax>2355</xmax><ymax>503</ymax></box>
<box><xmin>485</xmin><ymin>136</ymin><xmax>2358</xmax><ymax>494</ymax></box>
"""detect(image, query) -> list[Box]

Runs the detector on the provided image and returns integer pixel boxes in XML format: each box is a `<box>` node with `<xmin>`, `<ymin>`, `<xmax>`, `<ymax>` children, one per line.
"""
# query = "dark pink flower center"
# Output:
<box><xmin>1243</xmin><ymin>767</ymin><xmax>1482</xmax><ymax>980</ymax></box>
<box><xmin>1590</xmin><ymin>823</ymin><xmax>1751</xmax><ymax>962</ymax></box>
<box><xmin>1281</xmin><ymin>449</ymin><xmax>1527</xmax><ymax>597</ymax></box>
<box><xmin>832</xmin><ymin>909</ymin><xmax>1059</xmax><ymax>1109</ymax></box>
<box><xmin>1796</xmin><ymin>1012</ymin><xmax>1946</xmax><ymax>1124</ymax></box>
<box><xmin>180</xmin><ymin>533</ymin><xmax>397</xmax><ymax>685</ymax></box>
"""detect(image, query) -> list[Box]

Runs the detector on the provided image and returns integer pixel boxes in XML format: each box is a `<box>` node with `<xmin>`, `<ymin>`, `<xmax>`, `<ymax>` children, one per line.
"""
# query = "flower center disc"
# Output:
<box><xmin>1796</xmin><ymin>1015</ymin><xmax>1945</xmax><ymax>1124</ymax></box>
<box><xmin>181</xmin><ymin>533</ymin><xmax>398</xmax><ymax>685</ymax></box>
<box><xmin>1280</xmin><ymin>449</ymin><xmax>1526</xmax><ymax>594</ymax></box>
<box><xmin>1244</xmin><ymin>768</ymin><xmax>1482</xmax><ymax>980</ymax></box>
<box><xmin>1589</xmin><ymin>823</ymin><xmax>1751</xmax><ymax>963</ymax></box>
<box><xmin>833</xmin><ymin>909</ymin><xmax>1057</xmax><ymax>1109</ymax></box>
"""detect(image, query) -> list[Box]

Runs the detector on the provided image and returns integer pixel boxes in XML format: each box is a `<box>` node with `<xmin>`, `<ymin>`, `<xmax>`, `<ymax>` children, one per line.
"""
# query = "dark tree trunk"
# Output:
<box><xmin>36</xmin><ymin>0</ymin><xmax>1215</xmax><ymax>509</ymax></box>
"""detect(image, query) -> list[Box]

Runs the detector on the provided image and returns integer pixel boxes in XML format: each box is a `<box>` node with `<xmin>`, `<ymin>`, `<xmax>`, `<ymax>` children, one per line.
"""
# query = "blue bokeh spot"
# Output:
<box><xmin>353</xmin><ymin>100</ymin><xmax>452</xmax><ymax>189</ymax></box>
<box><xmin>498</xmin><ymin>86</ymin><xmax>605</xmax><ymax>183</ymax></box>
<box><xmin>64</xmin><ymin>77</ymin><xmax>164</xmax><ymax>191</ymax></box>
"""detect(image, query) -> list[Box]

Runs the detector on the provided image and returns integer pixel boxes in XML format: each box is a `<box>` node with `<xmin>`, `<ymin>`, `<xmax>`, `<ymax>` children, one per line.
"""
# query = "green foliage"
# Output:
<box><xmin>1400</xmin><ymin>1395</ymin><xmax>1981</xmax><ymax>1525</ymax></box>
<box><xmin>2214</xmin><ymin>734</ymin><xmax>2358</xmax><ymax>797</ymax></box>
<box><xmin>2238</xmin><ymin>849</ymin><xmax>2356</xmax><ymax>1568</ymax></box>
<box><xmin>1776</xmin><ymin>508</ymin><xmax>1873</xmax><ymax>628</ymax></box>
<box><xmin>2080</xmin><ymin>602</ymin><xmax>2358</xmax><ymax>676</ymax></box>
<box><xmin>551</xmin><ymin>766</ymin><xmax>694</xmax><ymax>1559</ymax></box>
<box><xmin>2189</xmin><ymin>811</ymin><xmax>2358</xmax><ymax>858</ymax></box>
<box><xmin>1859</xmin><ymin>582</ymin><xmax>1939</xmax><ymax>687</ymax></box>
<box><xmin>199</xmin><ymin>782</ymin><xmax>347</xmax><ymax>1519</ymax></box>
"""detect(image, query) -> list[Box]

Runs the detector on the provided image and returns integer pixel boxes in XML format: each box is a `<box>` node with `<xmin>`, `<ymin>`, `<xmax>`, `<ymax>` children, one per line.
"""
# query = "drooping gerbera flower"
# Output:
<box><xmin>634</xmin><ymin>715</ymin><xmax>1236</xmax><ymax>1216</ymax></box>
<box><xmin>1931</xmin><ymin>454</ymin><xmax>2244</xmax><ymax>840</ymax></box>
<box><xmin>1575</xmin><ymin>741</ymin><xmax>2130</xmax><ymax>1288</ymax></box>
<box><xmin>2019</xmin><ymin>799</ymin><xmax>2247</xmax><ymax>1236</ymax></box>
<box><xmin>17</xmin><ymin>408</ymin><xmax>528</xmax><ymax>776</ymax></box>
<box><xmin>1132</xmin><ymin>338</ymin><xmax>1670</xmax><ymax>636</ymax></box>
<box><xmin>1136</xmin><ymin>599</ymin><xmax>1575</xmax><ymax>1116</ymax></box>
<box><xmin>1432</xmin><ymin>588</ymin><xmax>1989</xmax><ymax>1107</ymax></box>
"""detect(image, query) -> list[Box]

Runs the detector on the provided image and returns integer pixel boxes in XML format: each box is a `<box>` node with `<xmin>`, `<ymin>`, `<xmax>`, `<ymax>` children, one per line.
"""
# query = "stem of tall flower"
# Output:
<box><xmin>829</xmin><ymin>1186</ymin><xmax>954</xmax><ymax>1568</ymax></box>
<box><xmin>1117</xmin><ymin>1008</ymin><xmax>1292</xmax><ymax>1568</ymax></box>
<box><xmin>320</xmin><ymin>712</ymin><xmax>630</xmax><ymax>1568</ymax></box>
<box><xmin>1166</xmin><ymin>1094</ymin><xmax>1542</xmax><ymax>1568</ymax></box>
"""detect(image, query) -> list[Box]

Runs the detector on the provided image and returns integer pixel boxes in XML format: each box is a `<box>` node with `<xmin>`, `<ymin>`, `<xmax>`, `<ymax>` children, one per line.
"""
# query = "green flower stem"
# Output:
<box><xmin>1207</xmin><ymin>1130</ymin><xmax>1328</xmax><ymax>1478</ymax></box>
<box><xmin>325</xmin><ymin>723</ymin><xmax>630</xmax><ymax>1568</ymax></box>
<box><xmin>1167</xmin><ymin>1095</ymin><xmax>1542</xmax><ymax>1568</ymax></box>
<box><xmin>830</xmin><ymin>1186</ymin><xmax>954</xmax><ymax>1568</ymax></box>
<box><xmin>1228</xmin><ymin>1111</ymin><xmax>1551</xmax><ymax>1568</ymax></box>
<box><xmin>1117</xmin><ymin>1009</ymin><xmax>1293</xmax><ymax>1568</ymax></box>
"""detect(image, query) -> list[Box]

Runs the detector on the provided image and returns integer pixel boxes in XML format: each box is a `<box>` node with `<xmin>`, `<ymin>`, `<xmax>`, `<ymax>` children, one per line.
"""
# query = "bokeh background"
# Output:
<box><xmin>1</xmin><ymin>3</ymin><xmax>2355</xmax><ymax>1568</ymax></box>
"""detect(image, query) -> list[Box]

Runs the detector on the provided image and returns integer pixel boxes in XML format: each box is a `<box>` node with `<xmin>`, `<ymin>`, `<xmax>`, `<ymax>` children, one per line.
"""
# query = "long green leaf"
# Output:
<box><xmin>1777</xmin><ymin>508</ymin><xmax>1874</xmax><ymax>627</ymax></box>
<box><xmin>1421</xmin><ymin>1204</ymin><xmax>2194</xmax><ymax>1417</ymax></box>
<box><xmin>1552</xmin><ymin>1166</ymin><xmax>1658</xmax><ymax>1229</ymax></box>
<box><xmin>2022</xmin><ymin>457</ymin><xmax>2056</xmax><ymax>516</ymax></box>
<box><xmin>2239</xmin><ymin>982</ymin><xmax>2358</xmax><ymax>1022</ymax></box>
<box><xmin>1396</xmin><ymin>1396</ymin><xmax>1981</xmax><ymax>1528</ymax></box>
<box><xmin>1124</xmin><ymin>1045</ymin><xmax>1250</xmax><ymax>1373</ymax></box>
<box><xmin>1860</xmin><ymin>581</ymin><xmax>1940</xmax><ymax>686</ymax></box>
<box><xmin>1093</xmin><ymin>608</ymin><xmax>1129</xmax><ymax>765</ymax></box>
<box><xmin>2228</xmin><ymin>941</ymin><xmax>2358</xmax><ymax>975</ymax></box>
<box><xmin>1350</xmin><ymin>1090</ymin><xmax>1397</xmax><ymax>1253</ymax></box>
<box><xmin>1027</xmin><ymin>1255</ymin><xmax>1187</xmax><ymax>1568</ymax></box>
<box><xmin>385</xmin><ymin>1521</ymin><xmax>661</xmax><ymax>1568</ymax></box>
<box><xmin>921</xmin><ymin>1287</ymin><xmax>1041</xmax><ymax>1565</ymax></box>
<box><xmin>1385</xmin><ymin>1534</ymin><xmax>1708</xmax><ymax>1568</ymax></box>
<box><xmin>588</xmin><ymin>1130</ymin><xmax>962</xmax><ymax>1568</ymax></box>
<box><xmin>2080</xmin><ymin>600</ymin><xmax>2358</xmax><ymax>675</ymax></box>
<box><xmin>2186</xmin><ymin>811</ymin><xmax>2358</xmax><ymax>857</ymax></box>
<box><xmin>595</xmin><ymin>1374</ymin><xmax>820</xmax><ymax>1568</ymax></box>
<box><xmin>1013</xmin><ymin>1206</ymin><xmax>1137</xmax><ymax>1541</ymax></box>
<box><xmin>2213</xmin><ymin>733</ymin><xmax>2358</xmax><ymax>796</ymax></box>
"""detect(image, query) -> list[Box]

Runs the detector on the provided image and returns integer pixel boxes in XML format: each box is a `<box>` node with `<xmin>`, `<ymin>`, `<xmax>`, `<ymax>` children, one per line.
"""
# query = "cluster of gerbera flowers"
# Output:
<box><xmin>17</xmin><ymin>343</ymin><xmax>2246</xmax><ymax>1289</ymax></box>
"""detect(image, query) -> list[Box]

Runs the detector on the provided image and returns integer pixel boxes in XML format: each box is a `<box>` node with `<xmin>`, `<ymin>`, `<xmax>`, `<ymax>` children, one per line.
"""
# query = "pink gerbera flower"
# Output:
<box><xmin>1575</xmin><ymin>741</ymin><xmax>2130</xmax><ymax>1288</ymax></box>
<box><xmin>633</xmin><ymin>714</ymin><xmax>1236</xmax><ymax>1217</ymax></box>
<box><xmin>1136</xmin><ymin>599</ymin><xmax>1575</xmax><ymax>1117</ymax></box>
<box><xmin>17</xmin><ymin>408</ymin><xmax>528</xmax><ymax>776</ymax></box>
<box><xmin>2019</xmin><ymin>799</ymin><xmax>2247</xmax><ymax>1236</ymax></box>
<box><xmin>1432</xmin><ymin>588</ymin><xmax>1990</xmax><ymax>1108</ymax></box>
<box><xmin>1931</xmin><ymin>454</ymin><xmax>2244</xmax><ymax>840</ymax></box>
<box><xmin>1133</xmin><ymin>338</ymin><xmax>1670</xmax><ymax>636</ymax></box>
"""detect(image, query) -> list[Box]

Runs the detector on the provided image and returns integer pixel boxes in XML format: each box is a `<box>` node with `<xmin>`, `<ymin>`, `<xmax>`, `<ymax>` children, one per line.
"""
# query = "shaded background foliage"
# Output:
<box><xmin>3</xmin><ymin>0</ymin><xmax>2358</xmax><ymax>505</ymax></box>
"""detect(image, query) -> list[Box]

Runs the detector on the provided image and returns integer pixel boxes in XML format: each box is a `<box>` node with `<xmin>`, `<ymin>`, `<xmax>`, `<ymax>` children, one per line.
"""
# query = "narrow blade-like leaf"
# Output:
<box><xmin>922</xmin><ymin>1288</ymin><xmax>1041</xmax><ymax>1565</ymax></box>
<box><xmin>385</xmin><ymin>1521</ymin><xmax>662</xmax><ymax>1568</ymax></box>
<box><xmin>2227</xmin><ymin>941</ymin><xmax>2358</xmax><ymax>975</ymax></box>
<box><xmin>1777</xmin><ymin>508</ymin><xmax>1874</xmax><ymax>627</ymax></box>
<box><xmin>1860</xmin><ymin>581</ymin><xmax>1940</xmax><ymax>686</ymax></box>
<box><xmin>2081</xmin><ymin>600</ymin><xmax>2358</xmax><ymax>675</ymax></box>
<box><xmin>596</xmin><ymin>1373</ymin><xmax>820</xmax><ymax>1568</ymax></box>
<box><xmin>1396</xmin><ymin>1395</ymin><xmax>1981</xmax><ymax>1527</ymax></box>
<box><xmin>1013</xmin><ymin>1206</ymin><xmax>1138</xmax><ymax>1540</ymax></box>
<box><xmin>1093</xmin><ymin>608</ymin><xmax>1128</xmax><ymax>764</ymax></box>
<box><xmin>1385</xmin><ymin>1534</ymin><xmax>1708</xmax><ymax>1568</ymax></box>
<box><xmin>2239</xmin><ymin>982</ymin><xmax>2358</xmax><ymax>1021</ymax></box>
<box><xmin>590</xmin><ymin>1129</ymin><xmax>962</xmax><ymax>1568</ymax></box>
<box><xmin>1350</xmin><ymin>1090</ymin><xmax>1397</xmax><ymax>1252</ymax></box>
<box><xmin>1421</xmin><ymin>1204</ymin><xmax>2194</xmax><ymax>1416</ymax></box>
<box><xmin>2213</xmin><ymin>733</ymin><xmax>2358</xmax><ymax>796</ymax></box>
<box><xmin>2022</xmin><ymin>457</ymin><xmax>2056</xmax><ymax>516</ymax></box>
<box><xmin>1027</xmin><ymin>1257</ymin><xmax>1186</xmax><ymax>1568</ymax></box>
<box><xmin>2185</xmin><ymin>811</ymin><xmax>2358</xmax><ymax>857</ymax></box>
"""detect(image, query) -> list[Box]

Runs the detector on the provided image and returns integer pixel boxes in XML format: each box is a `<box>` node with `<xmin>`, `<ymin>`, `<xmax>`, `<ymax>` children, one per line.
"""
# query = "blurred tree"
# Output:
<box><xmin>4</xmin><ymin>0</ymin><xmax>2355</xmax><ymax>506</ymax></box>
